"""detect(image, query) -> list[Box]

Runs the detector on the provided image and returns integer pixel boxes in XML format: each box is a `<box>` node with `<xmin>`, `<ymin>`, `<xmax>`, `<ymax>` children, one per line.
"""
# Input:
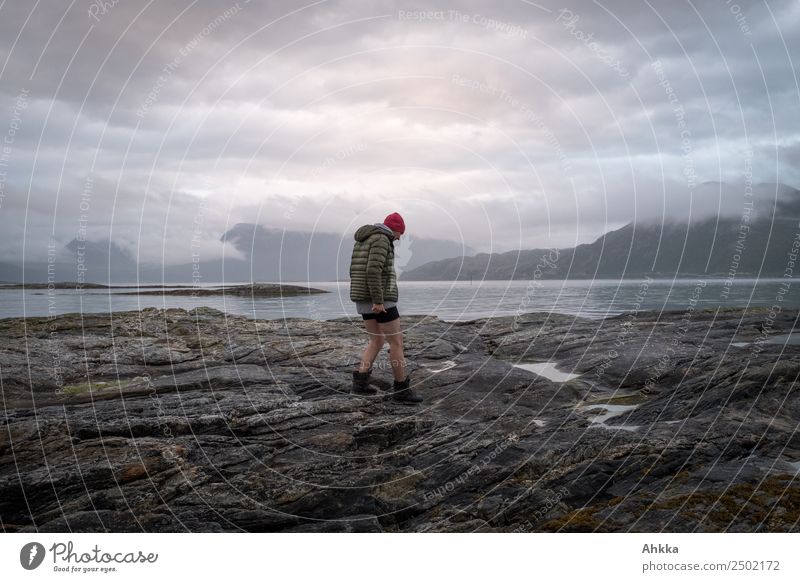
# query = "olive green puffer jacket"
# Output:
<box><xmin>349</xmin><ymin>224</ymin><xmax>398</xmax><ymax>303</ymax></box>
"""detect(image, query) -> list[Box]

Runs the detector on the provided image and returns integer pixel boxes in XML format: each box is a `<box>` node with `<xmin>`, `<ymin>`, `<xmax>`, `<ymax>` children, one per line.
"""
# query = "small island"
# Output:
<box><xmin>0</xmin><ymin>282</ymin><xmax>329</xmax><ymax>297</ymax></box>
<box><xmin>112</xmin><ymin>283</ymin><xmax>329</xmax><ymax>297</ymax></box>
<box><xmin>0</xmin><ymin>282</ymin><xmax>110</xmax><ymax>289</ymax></box>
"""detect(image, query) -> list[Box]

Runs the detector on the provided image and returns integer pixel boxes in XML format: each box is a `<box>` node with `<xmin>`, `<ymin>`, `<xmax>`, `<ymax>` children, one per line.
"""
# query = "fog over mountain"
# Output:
<box><xmin>0</xmin><ymin>224</ymin><xmax>474</xmax><ymax>284</ymax></box>
<box><xmin>402</xmin><ymin>183</ymin><xmax>800</xmax><ymax>280</ymax></box>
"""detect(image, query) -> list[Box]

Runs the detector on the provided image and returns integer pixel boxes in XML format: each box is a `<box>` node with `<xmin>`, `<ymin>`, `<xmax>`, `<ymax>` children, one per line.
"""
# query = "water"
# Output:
<box><xmin>726</xmin><ymin>333</ymin><xmax>799</xmax><ymax>348</ymax></box>
<box><xmin>513</xmin><ymin>362</ymin><xmax>582</xmax><ymax>382</ymax></box>
<box><xmin>584</xmin><ymin>404</ymin><xmax>639</xmax><ymax>424</ymax></box>
<box><xmin>583</xmin><ymin>404</ymin><xmax>641</xmax><ymax>432</ymax></box>
<box><xmin>419</xmin><ymin>360</ymin><xmax>458</xmax><ymax>373</ymax></box>
<box><xmin>0</xmin><ymin>278</ymin><xmax>796</xmax><ymax>321</ymax></box>
<box><xmin>764</xmin><ymin>332</ymin><xmax>800</xmax><ymax>346</ymax></box>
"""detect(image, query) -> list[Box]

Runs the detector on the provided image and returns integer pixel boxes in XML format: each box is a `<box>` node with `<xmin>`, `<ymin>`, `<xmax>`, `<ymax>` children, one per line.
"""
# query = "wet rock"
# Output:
<box><xmin>1</xmin><ymin>306</ymin><xmax>798</xmax><ymax>532</ymax></box>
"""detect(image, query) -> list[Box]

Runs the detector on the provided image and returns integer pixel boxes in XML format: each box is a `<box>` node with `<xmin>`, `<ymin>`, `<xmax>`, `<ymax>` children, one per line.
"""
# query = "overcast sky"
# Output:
<box><xmin>1</xmin><ymin>0</ymin><xmax>799</xmax><ymax>264</ymax></box>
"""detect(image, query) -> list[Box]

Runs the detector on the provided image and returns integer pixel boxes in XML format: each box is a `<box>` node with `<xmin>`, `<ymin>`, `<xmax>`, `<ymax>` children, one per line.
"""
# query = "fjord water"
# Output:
<box><xmin>0</xmin><ymin>278</ymin><xmax>795</xmax><ymax>321</ymax></box>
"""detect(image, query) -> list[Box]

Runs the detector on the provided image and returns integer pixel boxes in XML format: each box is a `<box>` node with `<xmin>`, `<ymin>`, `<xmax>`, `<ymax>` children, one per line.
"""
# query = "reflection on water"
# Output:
<box><xmin>764</xmin><ymin>332</ymin><xmax>800</xmax><ymax>346</ymax></box>
<box><xmin>583</xmin><ymin>404</ymin><xmax>641</xmax><ymax>432</ymax></box>
<box><xmin>1</xmin><ymin>278</ymin><xmax>797</xmax><ymax>321</ymax></box>
<box><xmin>584</xmin><ymin>404</ymin><xmax>639</xmax><ymax>424</ymax></box>
<box><xmin>727</xmin><ymin>333</ymin><xmax>800</xmax><ymax>348</ymax></box>
<box><xmin>513</xmin><ymin>362</ymin><xmax>581</xmax><ymax>382</ymax></box>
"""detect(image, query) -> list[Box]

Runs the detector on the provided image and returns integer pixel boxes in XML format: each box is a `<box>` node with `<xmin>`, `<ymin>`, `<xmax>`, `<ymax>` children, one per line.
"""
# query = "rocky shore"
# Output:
<box><xmin>1</xmin><ymin>305</ymin><xmax>798</xmax><ymax>532</ymax></box>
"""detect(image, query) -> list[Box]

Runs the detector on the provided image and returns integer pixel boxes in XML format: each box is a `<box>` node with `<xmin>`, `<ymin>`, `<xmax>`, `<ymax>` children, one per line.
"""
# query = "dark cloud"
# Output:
<box><xmin>1</xmin><ymin>0</ymin><xmax>799</xmax><ymax>263</ymax></box>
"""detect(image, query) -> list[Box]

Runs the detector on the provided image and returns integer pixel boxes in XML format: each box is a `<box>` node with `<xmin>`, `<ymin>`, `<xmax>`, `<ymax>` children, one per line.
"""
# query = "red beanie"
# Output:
<box><xmin>383</xmin><ymin>212</ymin><xmax>405</xmax><ymax>234</ymax></box>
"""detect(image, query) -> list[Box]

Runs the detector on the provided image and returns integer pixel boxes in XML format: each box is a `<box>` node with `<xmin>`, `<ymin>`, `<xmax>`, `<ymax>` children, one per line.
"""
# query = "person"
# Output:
<box><xmin>349</xmin><ymin>212</ymin><xmax>422</xmax><ymax>403</ymax></box>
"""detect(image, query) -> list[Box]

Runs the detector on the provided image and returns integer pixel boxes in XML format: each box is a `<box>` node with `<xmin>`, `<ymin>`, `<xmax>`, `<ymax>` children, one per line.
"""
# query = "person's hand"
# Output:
<box><xmin>372</xmin><ymin>303</ymin><xmax>386</xmax><ymax>313</ymax></box>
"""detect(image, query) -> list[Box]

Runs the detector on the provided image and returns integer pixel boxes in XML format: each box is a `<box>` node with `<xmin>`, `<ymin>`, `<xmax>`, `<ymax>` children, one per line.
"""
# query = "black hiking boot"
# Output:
<box><xmin>352</xmin><ymin>367</ymin><xmax>377</xmax><ymax>395</ymax></box>
<box><xmin>391</xmin><ymin>375</ymin><xmax>422</xmax><ymax>404</ymax></box>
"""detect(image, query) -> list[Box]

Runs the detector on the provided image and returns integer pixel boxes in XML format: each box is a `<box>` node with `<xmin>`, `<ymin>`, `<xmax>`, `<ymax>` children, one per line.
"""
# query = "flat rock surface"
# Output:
<box><xmin>1</xmin><ymin>305</ymin><xmax>798</xmax><ymax>532</ymax></box>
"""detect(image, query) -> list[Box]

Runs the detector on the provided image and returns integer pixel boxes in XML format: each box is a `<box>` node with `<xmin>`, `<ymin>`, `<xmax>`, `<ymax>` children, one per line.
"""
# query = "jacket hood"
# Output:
<box><xmin>354</xmin><ymin>223</ymin><xmax>394</xmax><ymax>242</ymax></box>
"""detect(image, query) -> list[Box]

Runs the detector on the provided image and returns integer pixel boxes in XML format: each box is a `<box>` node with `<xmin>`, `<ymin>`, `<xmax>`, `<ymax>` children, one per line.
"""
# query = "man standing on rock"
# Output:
<box><xmin>349</xmin><ymin>212</ymin><xmax>422</xmax><ymax>403</ymax></box>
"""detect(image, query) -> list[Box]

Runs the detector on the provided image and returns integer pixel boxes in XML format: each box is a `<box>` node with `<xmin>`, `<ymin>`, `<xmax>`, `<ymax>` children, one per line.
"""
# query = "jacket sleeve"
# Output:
<box><xmin>365</xmin><ymin>235</ymin><xmax>389</xmax><ymax>303</ymax></box>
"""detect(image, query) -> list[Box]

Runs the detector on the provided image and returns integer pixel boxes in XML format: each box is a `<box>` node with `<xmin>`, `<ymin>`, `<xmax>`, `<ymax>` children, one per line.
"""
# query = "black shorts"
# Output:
<box><xmin>361</xmin><ymin>305</ymin><xmax>400</xmax><ymax>323</ymax></box>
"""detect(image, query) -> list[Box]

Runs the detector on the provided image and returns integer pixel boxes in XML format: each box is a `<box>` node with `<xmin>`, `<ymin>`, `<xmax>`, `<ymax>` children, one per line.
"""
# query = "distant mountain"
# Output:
<box><xmin>0</xmin><ymin>263</ymin><xmax>23</xmax><ymax>283</ymax></box>
<box><xmin>402</xmin><ymin>187</ymin><xmax>800</xmax><ymax>280</ymax></box>
<box><xmin>0</xmin><ymin>225</ymin><xmax>474</xmax><ymax>284</ymax></box>
<box><xmin>0</xmin><ymin>239</ymin><xmax>139</xmax><ymax>285</ymax></box>
<box><xmin>219</xmin><ymin>223</ymin><xmax>475</xmax><ymax>282</ymax></box>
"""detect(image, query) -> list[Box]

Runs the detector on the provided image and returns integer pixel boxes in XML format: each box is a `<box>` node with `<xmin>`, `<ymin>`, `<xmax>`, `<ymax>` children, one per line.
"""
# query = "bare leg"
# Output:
<box><xmin>380</xmin><ymin>318</ymin><xmax>406</xmax><ymax>382</ymax></box>
<box><xmin>358</xmin><ymin>319</ymin><xmax>385</xmax><ymax>373</ymax></box>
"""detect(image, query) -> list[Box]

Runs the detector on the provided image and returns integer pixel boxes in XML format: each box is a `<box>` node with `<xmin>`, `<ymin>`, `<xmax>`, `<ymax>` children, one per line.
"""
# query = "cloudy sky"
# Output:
<box><xmin>1</xmin><ymin>0</ymin><xmax>799</xmax><ymax>265</ymax></box>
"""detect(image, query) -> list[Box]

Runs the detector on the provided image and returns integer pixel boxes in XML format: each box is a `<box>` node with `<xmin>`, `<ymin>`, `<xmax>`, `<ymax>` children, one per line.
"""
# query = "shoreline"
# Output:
<box><xmin>0</xmin><ymin>303</ymin><xmax>793</xmax><ymax>323</ymax></box>
<box><xmin>0</xmin><ymin>281</ymin><xmax>329</xmax><ymax>292</ymax></box>
<box><xmin>0</xmin><ymin>276</ymin><xmax>795</xmax><ymax>290</ymax></box>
